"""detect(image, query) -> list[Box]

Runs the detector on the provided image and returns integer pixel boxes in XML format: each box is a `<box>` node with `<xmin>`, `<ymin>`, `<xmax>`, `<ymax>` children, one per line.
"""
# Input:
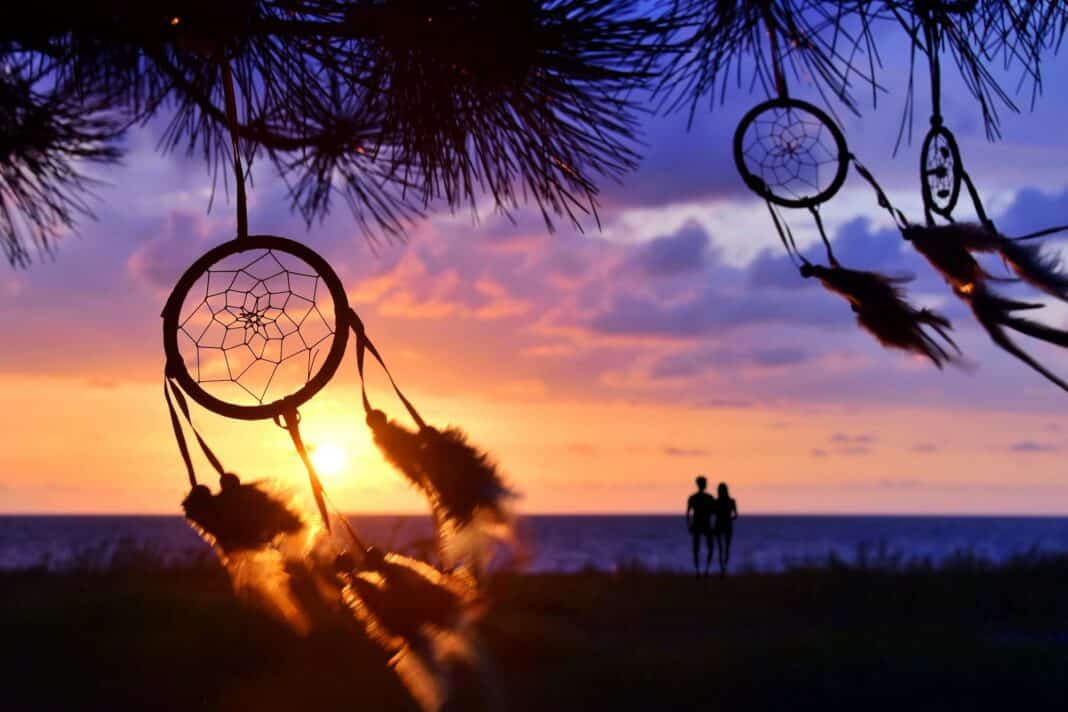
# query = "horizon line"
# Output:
<box><xmin>3</xmin><ymin>510</ymin><xmax>1068</xmax><ymax>518</ymax></box>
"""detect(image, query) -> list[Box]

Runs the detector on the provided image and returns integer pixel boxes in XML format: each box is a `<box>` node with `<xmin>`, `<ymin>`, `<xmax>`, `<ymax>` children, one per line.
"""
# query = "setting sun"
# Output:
<box><xmin>310</xmin><ymin>442</ymin><xmax>348</xmax><ymax>477</ymax></box>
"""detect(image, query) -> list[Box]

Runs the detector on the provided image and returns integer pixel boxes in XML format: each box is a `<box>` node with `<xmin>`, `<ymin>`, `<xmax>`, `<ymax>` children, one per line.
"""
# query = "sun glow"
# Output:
<box><xmin>310</xmin><ymin>442</ymin><xmax>349</xmax><ymax>477</ymax></box>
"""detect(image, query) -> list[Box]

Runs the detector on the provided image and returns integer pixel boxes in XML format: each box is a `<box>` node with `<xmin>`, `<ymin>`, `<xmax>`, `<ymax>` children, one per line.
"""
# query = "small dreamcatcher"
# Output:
<box><xmin>899</xmin><ymin>2</ymin><xmax>1068</xmax><ymax>391</ymax></box>
<box><xmin>160</xmin><ymin>59</ymin><xmax>511</xmax><ymax>711</ymax></box>
<box><xmin>733</xmin><ymin>33</ymin><xmax>960</xmax><ymax>368</ymax></box>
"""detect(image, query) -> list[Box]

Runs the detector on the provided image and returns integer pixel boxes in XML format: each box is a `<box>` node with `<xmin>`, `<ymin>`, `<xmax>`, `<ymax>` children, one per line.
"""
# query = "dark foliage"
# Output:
<box><xmin>1</xmin><ymin>0</ymin><xmax>664</xmax><ymax>263</ymax></box>
<box><xmin>5</xmin><ymin>2</ymin><xmax>1066</xmax><ymax>265</ymax></box>
<box><xmin>0</xmin><ymin>71</ymin><xmax>121</xmax><ymax>266</ymax></box>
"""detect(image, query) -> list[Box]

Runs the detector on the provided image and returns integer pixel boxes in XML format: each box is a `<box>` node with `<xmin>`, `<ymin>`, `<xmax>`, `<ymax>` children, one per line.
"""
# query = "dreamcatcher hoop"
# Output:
<box><xmin>162</xmin><ymin>234</ymin><xmax>351</xmax><ymax>421</ymax></box>
<box><xmin>920</xmin><ymin>124</ymin><xmax>963</xmax><ymax>220</ymax></box>
<box><xmin>733</xmin><ymin>98</ymin><xmax>849</xmax><ymax>209</ymax></box>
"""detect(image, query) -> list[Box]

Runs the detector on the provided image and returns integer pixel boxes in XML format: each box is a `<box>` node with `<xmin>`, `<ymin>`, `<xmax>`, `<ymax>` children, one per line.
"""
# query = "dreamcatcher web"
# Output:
<box><xmin>175</xmin><ymin>249</ymin><xmax>338</xmax><ymax>408</ymax></box>
<box><xmin>924</xmin><ymin>133</ymin><xmax>956</xmax><ymax>205</ymax></box>
<box><xmin>740</xmin><ymin>106</ymin><xmax>841</xmax><ymax>202</ymax></box>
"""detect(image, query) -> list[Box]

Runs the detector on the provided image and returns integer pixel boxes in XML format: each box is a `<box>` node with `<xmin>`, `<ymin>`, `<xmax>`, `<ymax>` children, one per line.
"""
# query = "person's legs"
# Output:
<box><xmin>704</xmin><ymin>532</ymin><xmax>716</xmax><ymax>575</ymax></box>
<box><xmin>691</xmin><ymin>532</ymin><xmax>701</xmax><ymax>577</ymax></box>
<box><xmin>719</xmin><ymin>528</ymin><xmax>733</xmax><ymax>576</ymax></box>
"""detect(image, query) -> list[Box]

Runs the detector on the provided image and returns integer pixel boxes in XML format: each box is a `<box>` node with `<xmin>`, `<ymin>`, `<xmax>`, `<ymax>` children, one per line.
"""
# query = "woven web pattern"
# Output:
<box><xmin>923</xmin><ymin>133</ymin><xmax>957</xmax><ymax>209</ymax></box>
<box><xmin>176</xmin><ymin>250</ymin><xmax>336</xmax><ymax>406</ymax></box>
<box><xmin>740</xmin><ymin>105</ymin><xmax>841</xmax><ymax>203</ymax></box>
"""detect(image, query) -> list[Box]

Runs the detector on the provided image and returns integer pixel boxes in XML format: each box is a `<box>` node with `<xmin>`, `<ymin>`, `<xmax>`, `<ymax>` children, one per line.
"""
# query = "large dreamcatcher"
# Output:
<box><xmin>897</xmin><ymin>1</ymin><xmax>1068</xmax><ymax>391</ymax></box>
<box><xmin>733</xmin><ymin>31</ymin><xmax>961</xmax><ymax>368</ymax></box>
<box><xmin>161</xmin><ymin>61</ymin><xmax>512</xmax><ymax>711</ymax></box>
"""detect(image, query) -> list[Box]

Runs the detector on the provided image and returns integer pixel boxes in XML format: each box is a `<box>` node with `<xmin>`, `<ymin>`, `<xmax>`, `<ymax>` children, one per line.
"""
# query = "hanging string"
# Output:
<box><xmin>165</xmin><ymin>377</ymin><xmax>228</xmax><ymax>487</ymax></box>
<box><xmin>348</xmin><ymin>309</ymin><xmax>426</xmax><ymax>430</ymax></box>
<box><xmin>763</xmin><ymin>7</ymin><xmax>789</xmax><ymax>100</ymax></box>
<box><xmin>221</xmin><ymin>61</ymin><xmax>248</xmax><ymax>239</ymax></box>
<box><xmin>766</xmin><ymin>201</ymin><xmax>803</xmax><ymax>267</ymax></box>
<box><xmin>274</xmin><ymin>409</ymin><xmax>332</xmax><ymax>531</ymax></box>
<box><xmin>852</xmin><ymin>157</ymin><xmax>909</xmax><ymax>230</ymax></box>
<box><xmin>165</xmin><ymin>381</ymin><xmax>198</xmax><ymax>488</ymax></box>
<box><xmin>960</xmin><ymin>169</ymin><xmax>992</xmax><ymax>228</ymax></box>
<box><xmin>275</xmin><ymin>411</ymin><xmax>368</xmax><ymax>550</ymax></box>
<box><xmin>923</xmin><ymin>13</ymin><xmax>942</xmax><ymax>124</ymax></box>
<box><xmin>809</xmin><ymin>205</ymin><xmax>837</xmax><ymax>265</ymax></box>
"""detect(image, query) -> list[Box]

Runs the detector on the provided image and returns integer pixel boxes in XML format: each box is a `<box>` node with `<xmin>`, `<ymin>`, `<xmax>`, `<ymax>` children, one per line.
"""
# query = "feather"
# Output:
<box><xmin>336</xmin><ymin>548</ymin><xmax>486</xmax><ymax>712</ymax></box>
<box><xmin>925</xmin><ymin>221</ymin><xmax>1068</xmax><ymax>300</ymax></box>
<box><xmin>997</xmin><ymin>240</ymin><xmax>1068</xmax><ymax>301</ymax></box>
<box><xmin>801</xmin><ymin>263</ymin><xmax>961</xmax><ymax>367</ymax></box>
<box><xmin>367</xmin><ymin>410</ymin><xmax>517</xmax><ymax>572</ymax></box>
<box><xmin>182</xmin><ymin>473</ymin><xmax>304</xmax><ymax>554</ymax></box>
<box><xmin>901</xmin><ymin>223</ymin><xmax>1005</xmax><ymax>290</ymax></box>
<box><xmin>417</xmin><ymin>426</ymin><xmax>514</xmax><ymax>527</ymax></box>
<box><xmin>367</xmin><ymin>409</ymin><xmax>431</xmax><ymax>493</ymax></box>
<box><xmin>181</xmin><ymin>474</ymin><xmax>312</xmax><ymax>632</ymax></box>
<box><xmin>959</xmin><ymin>285</ymin><xmax>1068</xmax><ymax>392</ymax></box>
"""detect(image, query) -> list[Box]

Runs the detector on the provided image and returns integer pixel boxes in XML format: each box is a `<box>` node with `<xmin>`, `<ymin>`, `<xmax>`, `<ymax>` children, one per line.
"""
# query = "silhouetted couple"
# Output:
<box><xmin>686</xmin><ymin>476</ymin><xmax>738</xmax><ymax>578</ymax></box>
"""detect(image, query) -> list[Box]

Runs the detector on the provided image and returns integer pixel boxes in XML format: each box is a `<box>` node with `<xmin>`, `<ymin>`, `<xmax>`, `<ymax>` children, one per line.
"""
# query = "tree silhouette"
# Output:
<box><xmin>3</xmin><ymin>1</ymin><xmax>1066</xmax><ymax>266</ymax></box>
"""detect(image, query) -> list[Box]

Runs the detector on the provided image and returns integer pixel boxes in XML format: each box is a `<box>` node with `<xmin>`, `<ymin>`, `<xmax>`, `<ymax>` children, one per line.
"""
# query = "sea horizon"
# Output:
<box><xmin>4</xmin><ymin>511</ymin><xmax>1068</xmax><ymax>518</ymax></box>
<box><xmin>4</xmin><ymin>513</ymin><xmax>1067</xmax><ymax>575</ymax></box>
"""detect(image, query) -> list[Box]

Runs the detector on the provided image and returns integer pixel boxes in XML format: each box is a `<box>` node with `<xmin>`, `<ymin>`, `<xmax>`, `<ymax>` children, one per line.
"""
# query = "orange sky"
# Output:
<box><xmin>1</xmin><ymin>366</ymin><xmax>1065</xmax><ymax>514</ymax></box>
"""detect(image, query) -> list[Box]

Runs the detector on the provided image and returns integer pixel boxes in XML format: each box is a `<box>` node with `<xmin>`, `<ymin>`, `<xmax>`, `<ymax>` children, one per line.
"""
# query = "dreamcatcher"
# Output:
<box><xmin>160</xmin><ymin>60</ymin><xmax>511</xmax><ymax>711</ymax></box>
<box><xmin>732</xmin><ymin>21</ymin><xmax>960</xmax><ymax>368</ymax></box>
<box><xmin>896</xmin><ymin>1</ymin><xmax>1068</xmax><ymax>391</ymax></box>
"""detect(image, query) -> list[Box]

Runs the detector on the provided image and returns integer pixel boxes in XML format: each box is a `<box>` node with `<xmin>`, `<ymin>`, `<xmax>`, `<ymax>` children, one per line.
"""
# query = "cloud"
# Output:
<box><xmin>878</xmin><ymin>479</ymin><xmax>923</xmax><ymax>489</ymax></box>
<box><xmin>650</xmin><ymin>347</ymin><xmax>811</xmax><ymax>379</ymax></box>
<box><xmin>831</xmin><ymin>433</ymin><xmax>877</xmax><ymax>445</ymax></box>
<box><xmin>126</xmin><ymin>210</ymin><xmax>223</xmax><ymax>291</ymax></box>
<box><xmin>912</xmin><ymin>443</ymin><xmax>939</xmax><ymax>453</ymax></box>
<box><xmin>663</xmin><ymin>445</ymin><xmax>708</xmax><ymax>457</ymax></box>
<box><xmin>588</xmin><ymin>282</ymin><xmax>840</xmax><ymax>338</ymax></box>
<box><xmin>597</xmin><ymin>110</ymin><xmax>749</xmax><ymax>209</ymax></box>
<box><xmin>1009</xmin><ymin>441</ymin><xmax>1059</xmax><ymax>453</ymax></box>
<box><xmin>627</xmin><ymin>221</ymin><xmax>708</xmax><ymax>276</ymax></box>
<box><xmin>996</xmin><ymin>186</ymin><xmax>1068</xmax><ymax>238</ymax></box>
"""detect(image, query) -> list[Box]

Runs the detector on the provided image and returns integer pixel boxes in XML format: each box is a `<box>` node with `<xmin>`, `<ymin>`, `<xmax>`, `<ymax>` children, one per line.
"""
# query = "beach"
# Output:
<box><xmin>4</xmin><ymin>557</ymin><xmax>1067</xmax><ymax>711</ymax></box>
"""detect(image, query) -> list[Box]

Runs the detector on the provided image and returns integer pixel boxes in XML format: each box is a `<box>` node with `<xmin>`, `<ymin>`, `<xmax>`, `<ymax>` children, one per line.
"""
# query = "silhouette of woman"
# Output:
<box><xmin>713</xmin><ymin>483</ymin><xmax>738</xmax><ymax>577</ymax></box>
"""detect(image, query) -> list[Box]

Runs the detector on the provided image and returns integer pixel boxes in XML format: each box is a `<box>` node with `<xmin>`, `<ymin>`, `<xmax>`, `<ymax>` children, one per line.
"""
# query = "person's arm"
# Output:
<box><xmin>732</xmin><ymin>499</ymin><xmax>739</xmax><ymax>521</ymax></box>
<box><xmin>685</xmin><ymin>497</ymin><xmax>694</xmax><ymax>530</ymax></box>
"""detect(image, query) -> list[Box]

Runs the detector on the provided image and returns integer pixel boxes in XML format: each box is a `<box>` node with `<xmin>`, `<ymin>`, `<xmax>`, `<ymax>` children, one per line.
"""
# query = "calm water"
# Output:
<box><xmin>3</xmin><ymin>515</ymin><xmax>1068</xmax><ymax>573</ymax></box>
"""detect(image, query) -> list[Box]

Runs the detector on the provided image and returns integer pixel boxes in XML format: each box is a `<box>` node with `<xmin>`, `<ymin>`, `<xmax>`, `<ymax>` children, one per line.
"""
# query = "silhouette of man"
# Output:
<box><xmin>686</xmin><ymin>476</ymin><xmax>716</xmax><ymax>577</ymax></box>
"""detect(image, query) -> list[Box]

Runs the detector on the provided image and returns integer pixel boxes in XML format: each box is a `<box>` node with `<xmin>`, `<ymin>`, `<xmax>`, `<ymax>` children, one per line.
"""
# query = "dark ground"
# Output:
<box><xmin>3</xmin><ymin>561</ymin><xmax>1067</xmax><ymax>711</ymax></box>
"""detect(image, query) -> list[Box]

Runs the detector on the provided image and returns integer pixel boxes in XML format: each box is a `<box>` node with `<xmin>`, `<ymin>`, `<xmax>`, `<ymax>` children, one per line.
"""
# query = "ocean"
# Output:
<box><xmin>3</xmin><ymin>514</ymin><xmax>1068</xmax><ymax>573</ymax></box>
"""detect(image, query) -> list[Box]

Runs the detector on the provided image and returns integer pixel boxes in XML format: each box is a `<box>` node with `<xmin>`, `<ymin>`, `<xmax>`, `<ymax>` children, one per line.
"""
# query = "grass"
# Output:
<box><xmin>2</xmin><ymin>551</ymin><xmax>1067</xmax><ymax>711</ymax></box>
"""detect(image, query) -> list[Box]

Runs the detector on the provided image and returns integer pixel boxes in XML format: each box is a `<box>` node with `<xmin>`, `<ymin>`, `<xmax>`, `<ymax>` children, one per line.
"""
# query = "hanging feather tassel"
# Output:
<box><xmin>800</xmin><ymin>263</ymin><xmax>961</xmax><ymax>367</ymax></box>
<box><xmin>366</xmin><ymin>409</ymin><xmax>517</xmax><ymax>572</ymax></box>
<box><xmin>917</xmin><ymin>222</ymin><xmax>1068</xmax><ymax>300</ymax></box>
<box><xmin>901</xmin><ymin>223</ymin><xmax>1009</xmax><ymax>290</ymax></box>
<box><xmin>335</xmin><ymin>548</ymin><xmax>486</xmax><ymax>712</ymax></box>
<box><xmin>417</xmin><ymin>426</ymin><xmax>514</xmax><ymax>527</ymax></box>
<box><xmin>367</xmin><ymin>409</ymin><xmax>430</xmax><ymax>492</ymax></box>
<box><xmin>182</xmin><ymin>473</ymin><xmax>313</xmax><ymax>632</ymax></box>
<box><xmin>957</xmin><ymin>284</ymin><xmax>1068</xmax><ymax>392</ymax></box>
<box><xmin>995</xmin><ymin>239</ymin><xmax>1068</xmax><ymax>302</ymax></box>
<box><xmin>182</xmin><ymin>473</ymin><xmax>304</xmax><ymax>553</ymax></box>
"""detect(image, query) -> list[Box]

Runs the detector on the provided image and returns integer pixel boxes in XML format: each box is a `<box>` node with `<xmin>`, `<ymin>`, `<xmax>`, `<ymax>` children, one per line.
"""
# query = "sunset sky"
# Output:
<box><xmin>2</xmin><ymin>32</ymin><xmax>1067</xmax><ymax>516</ymax></box>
